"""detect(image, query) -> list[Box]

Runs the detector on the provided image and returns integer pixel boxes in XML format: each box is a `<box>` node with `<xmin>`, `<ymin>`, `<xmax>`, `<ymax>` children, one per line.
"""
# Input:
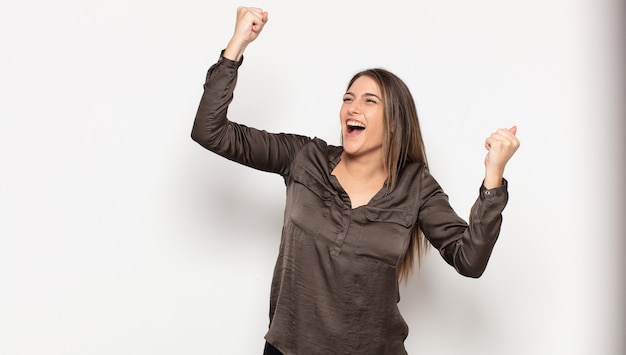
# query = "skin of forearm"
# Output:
<box><xmin>483</xmin><ymin>168</ymin><xmax>504</xmax><ymax>189</ymax></box>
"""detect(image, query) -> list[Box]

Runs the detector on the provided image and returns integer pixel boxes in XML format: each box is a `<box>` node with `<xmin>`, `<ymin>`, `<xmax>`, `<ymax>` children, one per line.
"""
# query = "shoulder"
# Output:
<box><xmin>394</xmin><ymin>161</ymin><xmax>444</xmax><ymax>199</ymax></box>
<box><xmin>398</xmin><ymin>161</ymin><xmax>429</xmax><ymax>182</ymax></box>
<box><xmin>292</xmin><ymin>137</ymin><xmax>341</xmax><ymax>166</ymax></box>
<box><xmin>282</xmin><ymin>138</ymin><xmax>341</xmax><ymax>183</ymax></box>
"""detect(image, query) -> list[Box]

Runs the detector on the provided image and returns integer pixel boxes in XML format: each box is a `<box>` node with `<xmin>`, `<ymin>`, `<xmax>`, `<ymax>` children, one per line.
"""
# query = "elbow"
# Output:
<box><xmin>191</xmin><ymin>110</ymin><xmax>226</xmax><ymax>151</ymax></box>
<box><xmin>190</xmin><ymin>128</ymin><xmax>203</xmax><ymax>145</ymax></box>
<box><xmin>460</xmin><ymin>268</ymin><xmax>485</xmax><ymax>279</ymax></box>
<box><xmin>190</xmin><ymin>124</ymin><xmax>218</xmax><ymax>150</ymax></box>
<box><xmin>456</xmin><ymin>259</ymin><xmax>489</xmax><ymax>278</ymax></box>
<box><xmin>452</xmin><ymin>242</ymin><xmax>495</xmax><ymax>278</ymax></box>
<box><xmin>190</xmin><ymin>129</ymin><xmax>206</xmax><ymax>148</ymax></box>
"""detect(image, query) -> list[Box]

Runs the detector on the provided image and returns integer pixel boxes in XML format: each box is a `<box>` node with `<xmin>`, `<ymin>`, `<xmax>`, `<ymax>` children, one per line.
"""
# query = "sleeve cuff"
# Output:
<box><xmin>218</xmin><ymin>49</ymin><xmax>244</xmax><ymax>68</ymax></box>
<box><xmin>480</xmin><ymin>178</ymin><xmax>508</xmax><ymax>198</ymax></box>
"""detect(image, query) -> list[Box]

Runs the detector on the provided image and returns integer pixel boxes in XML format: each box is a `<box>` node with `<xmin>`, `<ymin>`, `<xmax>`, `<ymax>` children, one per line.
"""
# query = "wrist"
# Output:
<box><xmin>484</xmin><ymin>169</ymin><xmax>504</xmax><ymax>189</ymax></box>
<box><xmin>223</xmin><ymin>38</ymin><xmax>247</xmax><ymax>61</ymax></box>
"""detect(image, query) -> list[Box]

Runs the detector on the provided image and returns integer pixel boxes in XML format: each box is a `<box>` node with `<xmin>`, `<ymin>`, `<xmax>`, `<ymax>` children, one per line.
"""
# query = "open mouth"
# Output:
<box><xmin>346</xmin><ymin>120</ymin><xmax>366</xmax><ymax>136</ymax></box>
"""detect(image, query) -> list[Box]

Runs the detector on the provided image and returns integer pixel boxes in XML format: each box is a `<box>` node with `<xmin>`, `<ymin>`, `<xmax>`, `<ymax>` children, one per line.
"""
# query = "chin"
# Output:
<box><xmin>341</xmin><ymin>144</ymin><xmax>361</xmax><ymax>156</ymax></box>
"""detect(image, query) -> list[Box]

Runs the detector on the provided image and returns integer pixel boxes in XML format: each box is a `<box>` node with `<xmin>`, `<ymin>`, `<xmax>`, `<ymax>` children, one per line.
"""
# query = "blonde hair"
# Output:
<box><xmin>346</xmin><ymin>69</ymin><xmax>429</xmax><ymax>283</ymax></box>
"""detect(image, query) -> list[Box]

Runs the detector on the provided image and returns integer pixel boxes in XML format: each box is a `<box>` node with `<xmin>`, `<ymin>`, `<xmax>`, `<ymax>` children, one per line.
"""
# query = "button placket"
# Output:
<box><xmin>330</xmin><ymin>199</ymin><xmax>352</xmax><ymax>256</ymax></box>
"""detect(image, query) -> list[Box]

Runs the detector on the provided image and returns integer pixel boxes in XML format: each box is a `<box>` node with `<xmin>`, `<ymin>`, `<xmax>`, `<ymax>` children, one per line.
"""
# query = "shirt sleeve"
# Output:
<box><xmin>191</xmin><ymin>52</ymin><xmax>311</xmax><ymax>177</ymax></box>
<box><xmin>416</xmin><ymin>168</ymin><xmax>509</xmax><ymax>278</ymax></box>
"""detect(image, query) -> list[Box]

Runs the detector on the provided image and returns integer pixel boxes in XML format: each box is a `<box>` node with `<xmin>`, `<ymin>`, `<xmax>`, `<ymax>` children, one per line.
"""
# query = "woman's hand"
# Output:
<box><xmin>483</xmin><ymin>126</ymin><xmax>520</xmax><ymax>189</ymax></box>
<box><xmin>223</xmin><ymin>7</ymin><xmax>269</xmax><ymax>61</ymax></box>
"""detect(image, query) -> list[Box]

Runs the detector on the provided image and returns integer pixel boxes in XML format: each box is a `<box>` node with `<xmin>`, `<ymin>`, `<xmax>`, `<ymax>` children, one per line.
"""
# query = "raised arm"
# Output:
<box><xmin>191</xmin><ymin>7</ymin><xmax>310</xmax><ymax>176</ymax></box>
<box><xmin>418</xmin><ymin>127</ymin><xmax>520</xmax><ymax>277</ymax></box>
<box><xmin>417</xmin><ymin>171</ymin><xmax>509</xmax><ymax>278</ymax></box>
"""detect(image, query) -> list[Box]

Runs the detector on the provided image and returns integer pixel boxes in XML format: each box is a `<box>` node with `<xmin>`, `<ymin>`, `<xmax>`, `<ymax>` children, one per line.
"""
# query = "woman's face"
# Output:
<box><xmin>340</xmin><ymin>75</ymin><xmax>385</xmax><ymax>160</ymax></box>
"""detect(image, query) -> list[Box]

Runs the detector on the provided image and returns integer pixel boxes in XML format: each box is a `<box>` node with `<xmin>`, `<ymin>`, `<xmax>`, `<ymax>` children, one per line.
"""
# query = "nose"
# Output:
<box><xmin>347</xmin><ymin>101</ymin><xmax>361</xmax><ymax>115</ymax></box>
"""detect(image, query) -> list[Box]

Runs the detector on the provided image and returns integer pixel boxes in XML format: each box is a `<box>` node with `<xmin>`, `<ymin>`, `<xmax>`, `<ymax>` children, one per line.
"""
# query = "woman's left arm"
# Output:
<box><xmin>417</xmin><ymin>127</ymin><xmax>520</xmax><ymax>277</ymax></box>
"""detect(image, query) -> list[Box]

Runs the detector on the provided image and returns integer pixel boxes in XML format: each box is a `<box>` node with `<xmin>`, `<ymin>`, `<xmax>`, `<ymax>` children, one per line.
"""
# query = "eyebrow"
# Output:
<box><xmin>344</xmin><ymin>92</ymin><xmax>383</xmax><ymax>101</ymax></box>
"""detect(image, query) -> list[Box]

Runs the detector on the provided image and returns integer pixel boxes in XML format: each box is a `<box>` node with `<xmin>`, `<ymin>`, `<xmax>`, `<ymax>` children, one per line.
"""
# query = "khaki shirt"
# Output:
<box><xmin>192</xmin><ymin>53</ymin><xmax>509</xmax><ymax>355</ymax></box>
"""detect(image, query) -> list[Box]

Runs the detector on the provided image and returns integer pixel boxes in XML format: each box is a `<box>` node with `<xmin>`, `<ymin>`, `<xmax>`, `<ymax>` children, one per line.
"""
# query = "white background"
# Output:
<box><xmin>1</xmin><ymin>0</ymin><xmax>624</xmax><ymax>354</ymax></box>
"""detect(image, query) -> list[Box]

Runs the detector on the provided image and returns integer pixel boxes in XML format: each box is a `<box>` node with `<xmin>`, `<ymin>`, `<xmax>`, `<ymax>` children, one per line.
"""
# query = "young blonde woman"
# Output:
<box><xmin>191</xmin><ymin>7</ymin><xmax>520</xmax><ymax>355</ymax></box>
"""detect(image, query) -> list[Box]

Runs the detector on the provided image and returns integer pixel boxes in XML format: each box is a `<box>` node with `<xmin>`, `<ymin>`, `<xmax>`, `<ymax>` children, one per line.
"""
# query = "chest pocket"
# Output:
<box><xmin>288</xmin><ymin>167</ymin><xmax>335</xmax><ymax>238</ymax></box>
<box><xmin>355</xmin><ymin>207</ymin><xmax>415</xmax><ymax>267</ymax></box>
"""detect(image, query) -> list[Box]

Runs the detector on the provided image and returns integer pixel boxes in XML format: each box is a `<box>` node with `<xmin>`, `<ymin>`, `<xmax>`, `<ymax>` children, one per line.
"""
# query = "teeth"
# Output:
<box><xmin>347</xmin><ymin>120</ymin><xmax>365</xmax><ymax>128</ymax></box>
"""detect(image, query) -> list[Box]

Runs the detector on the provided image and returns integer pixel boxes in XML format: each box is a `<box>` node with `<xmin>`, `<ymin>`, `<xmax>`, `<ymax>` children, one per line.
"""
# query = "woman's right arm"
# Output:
<box><xmin>191</xmin><ymin>7</ymin><xmax>310</xmax><ymax>176</ymax></box>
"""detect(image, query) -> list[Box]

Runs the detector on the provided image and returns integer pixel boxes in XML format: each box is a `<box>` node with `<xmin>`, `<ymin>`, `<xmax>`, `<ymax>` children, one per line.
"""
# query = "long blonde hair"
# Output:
<box><xmin>346</xmin><ymin>69</ymin><xmax>429</xmax><ymax>283</ymax></box>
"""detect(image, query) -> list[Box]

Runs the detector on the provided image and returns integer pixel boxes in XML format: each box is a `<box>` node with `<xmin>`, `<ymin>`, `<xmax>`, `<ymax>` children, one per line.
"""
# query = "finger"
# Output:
<box><xmin>486</xmin><ymin>126</ymin><xmax>519</xmax><ymax>150</ymax></box>
<box><xmin>496</xmin><ymin>127</ymin><xmax>514</xmax><ymax>137</ymax></box>
<box><xmin>491</xmin><ymin>129</ymin><xmax>519</xmax><ymax>146</ymax></box>
<box><xmin>251</xmin><ymin>19</ymin><xmax>267</xmax><ymax>33</ymax></box>
<box><xmin>247</xmin><ymin>9</ymin><xmax>268</xmax><ymax>31</ymax></box>
<box><xmin>245</xmin><ymin>7</ymin><xmax>267</xmax><ymax>21</ymax></box>
<box><xmin>487</xmin><ymin>132</ymin><xmax>520</xmax><ymax>155</ymax></box>
<box><xmin>486</xmin><ymin>132</ymin><xmax>509</xmax><ymax>150</ymax></box>
<box><xmin>498</xmin><ymin>127</ymin><xmax>521</xmax><ymax>147</ymax></box>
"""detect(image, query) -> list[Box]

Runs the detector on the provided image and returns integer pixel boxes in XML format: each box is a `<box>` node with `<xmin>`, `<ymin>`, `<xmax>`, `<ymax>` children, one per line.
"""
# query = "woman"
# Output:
<box><xmin>191</xmin><ymin>7</ymin><xmax>520</xmax><ymax>355</ymax></box>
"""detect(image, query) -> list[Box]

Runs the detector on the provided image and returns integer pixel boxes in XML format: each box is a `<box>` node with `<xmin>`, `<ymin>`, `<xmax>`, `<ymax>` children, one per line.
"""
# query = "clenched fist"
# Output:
<box><xmin>483</xmin><ymin>126</ymin><xmax>520</xmax><ymax>189</ymax></box>
<box><xmin>223</xmin><ymin>7</ymin><xmax>269</xmax><ymax>61</ymax></box>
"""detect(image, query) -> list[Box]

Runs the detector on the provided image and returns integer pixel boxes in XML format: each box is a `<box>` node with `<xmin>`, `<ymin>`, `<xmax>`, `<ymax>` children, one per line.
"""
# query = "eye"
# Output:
<box><xmin>342</xmin><ymin>97</ymin><xmax>352</xmax><ymax>102</ymax></box>
<box><xmin>365</xmin><ymin>98</ymin><xmax>378</xmax><ymax>104</ymax></box>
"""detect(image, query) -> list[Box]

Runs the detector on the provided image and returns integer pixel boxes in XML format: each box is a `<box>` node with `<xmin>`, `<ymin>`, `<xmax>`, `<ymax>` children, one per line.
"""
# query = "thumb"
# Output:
<box><xmin>509</xmin><ymin>125</ymin><xmax>518</xmax><ymax>136</ymax></box>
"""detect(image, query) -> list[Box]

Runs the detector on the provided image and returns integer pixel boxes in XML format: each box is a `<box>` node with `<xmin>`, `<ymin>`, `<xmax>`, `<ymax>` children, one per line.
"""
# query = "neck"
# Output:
<box><xmin>339</xmin><ymin>151</ymin><xmax>387</xmax><ymax>181</ymax></box>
